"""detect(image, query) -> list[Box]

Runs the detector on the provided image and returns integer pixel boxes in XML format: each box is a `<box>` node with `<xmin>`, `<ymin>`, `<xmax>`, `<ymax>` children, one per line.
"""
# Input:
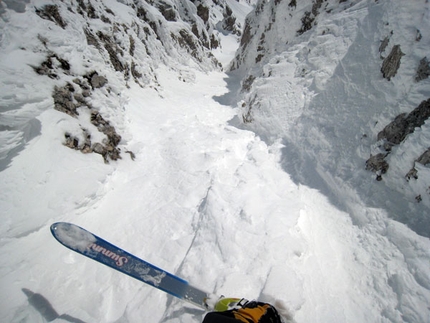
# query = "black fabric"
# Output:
<box><xmin>202</xmin><ymin>311</ymin><xmax>242</xmax><ymax>323</ymax></box>
<box><xmin>202</xmin><ymin>302</ymin><xmax>282</xmax><ymax>323</ymax></box>
<box><xmin>255</xmin><ymin>304</ymin><xmax>282</xmax><ymax>323</ymax></box>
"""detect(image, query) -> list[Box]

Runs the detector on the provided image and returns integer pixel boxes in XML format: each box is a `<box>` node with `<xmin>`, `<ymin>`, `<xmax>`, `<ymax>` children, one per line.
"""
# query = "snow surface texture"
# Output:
<box><xmin>0</xmin><ymin>1</ymin><xmax>429</xmax><ymax>323</ymax></box>
<box><xmin>232</xmin><ymin>0</ymin><xmax>430</xmax><ymax>236</ymax></box>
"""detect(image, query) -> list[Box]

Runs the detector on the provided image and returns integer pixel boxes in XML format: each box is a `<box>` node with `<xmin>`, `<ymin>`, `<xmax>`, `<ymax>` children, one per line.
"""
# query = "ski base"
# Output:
<box><xmin>51</xmin><ymin>222</ymin><xmax>213</xmax><ymax>310</ymax></box>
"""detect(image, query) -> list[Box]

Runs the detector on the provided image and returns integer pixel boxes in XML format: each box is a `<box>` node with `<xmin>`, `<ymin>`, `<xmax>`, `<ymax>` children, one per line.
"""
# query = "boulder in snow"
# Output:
<box><xmin>381</xmin><ymin>45</ymin><xmax>404</xmax><ymax>81</ymax></box>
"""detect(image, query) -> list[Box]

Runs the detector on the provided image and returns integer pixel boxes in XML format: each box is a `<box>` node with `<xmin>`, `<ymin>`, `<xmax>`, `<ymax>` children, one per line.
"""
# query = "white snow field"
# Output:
<box><xmin>0</xmin><ymin>0</ymin><xmax>430</xmax><ymax>323</ymax></box>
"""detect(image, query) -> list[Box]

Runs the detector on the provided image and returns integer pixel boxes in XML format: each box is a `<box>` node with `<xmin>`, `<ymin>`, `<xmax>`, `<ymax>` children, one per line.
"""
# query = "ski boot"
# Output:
<box><xmin>214</xmin><ymin>296</ymin><xmax>249</xmax><ymax>311</ymax></box>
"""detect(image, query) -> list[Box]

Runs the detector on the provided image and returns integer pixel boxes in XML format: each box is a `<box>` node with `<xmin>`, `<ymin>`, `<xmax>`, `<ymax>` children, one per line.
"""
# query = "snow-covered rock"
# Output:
<box><xmin>232</xmin><ymin>0</ymin><xmax>430</xmax><ymax>235</ymax></box>
<box><xmin>0</xmin><ymin>0</ymin><xmax>242</xmax><ymax>168</ymax></box>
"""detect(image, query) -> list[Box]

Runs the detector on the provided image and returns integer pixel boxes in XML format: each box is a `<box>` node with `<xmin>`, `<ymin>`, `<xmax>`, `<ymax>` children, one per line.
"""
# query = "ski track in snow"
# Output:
<box><xmin>1</xmin><ymin>66</ymin><xmax>429</xmax><ymax>323</ymax></box>
<box><xmin>0</xmin><ymin>1</ymin><xmax>430</xmax><ymax>323</ymax></box>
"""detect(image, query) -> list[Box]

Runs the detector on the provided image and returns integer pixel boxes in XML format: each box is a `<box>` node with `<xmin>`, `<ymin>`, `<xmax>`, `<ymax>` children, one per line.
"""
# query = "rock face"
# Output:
<box><xmin>365</xmin><ymin>153</ymin><xmax>389</xmax><ymax>179</ymax></box>
<box><xmin>29</xmin><ymin>0</ymin><xmax>233</xmax><ymax>90</ymax></box>
<box><xmin>90</xmin><ymin>111</ymin><xmax>122</xmax><ymax>162</ymax></box>
<box><xmin>406</xmin><ymin>148</ymin><xmax>430</xmax><ymax>181</ymax></box>
<box><xmin>416</xmin><ymin>149</ymin><xmax>430</xmax><ymax>166</ymax></box>
<box><xmin>88</xmin><ymin>72</ymin><xmax>108</xmax><ymax>89</ymax></box>
<box><xmin>12</xmin><ymin>0</ymin><xmax>240</xmax><ymax>164</ymax></box>
<box><xmin>31</xmin><ymin>47</ymin><xmax>123</xmax><ymax>163</ymax></box>
<box><xmin>415</xmin><ymin>57</ymin><xmax>430</xmax><ymax>82</ymax></box>
<box><xmin>297</xmin><ymin>0</ymin><xmax>324</xmax><ymax>35</ymax></box>
<box><xmin>53</xmin><ymin>73</ymin><xmax>123</xmax><ymax>162</ymax></box>
<box><xmin>35</xmin><ymin>4</ymin><xmax>67</xmax><ymax>28</ymax></box>
<box><xmin>378</xmin><ymin>99</ymin><xmax>430</xmax><ymax>146</ymax></box>
<box><xmin>366</xmin><ymin>99</ymin><xmax>430</xmax><ymax>181</ymax></box>
<box><xmin>53</xmin><ymin>85</ymin><xmax>78</xmax><ymax>117</ymax></box>
<box><xmin>381</xmin><ymin>45</ymin><xmax>404</xmax><ymax>80</ymax></box>
<box><xmin>32</xmin><ymin>53</ymin><xmax>70</xmax><ymax>79</ymax></box>
<box><xmin>222</xmin><ymin>5</ymin><xmax>241</xmax><ymax>36</ymax></box>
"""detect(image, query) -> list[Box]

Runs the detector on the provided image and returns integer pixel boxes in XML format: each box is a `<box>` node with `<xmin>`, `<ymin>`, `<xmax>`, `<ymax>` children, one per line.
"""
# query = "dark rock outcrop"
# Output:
<box><xmin>64</xmin><ymin>129</ymin><xmax>91</xmax><ymax>153</ymax></box>
<box><xmin>90</xmin><ymin>111</ymin><xmax>122</xmax><ymax>162</ymax></box>
<box><xmin>416</xmin><ymin>148</ymin><xmax>430</xmax><ymax>165</ymax></box>
<box><xmin>222</xmin><ymin>6</ymin><xmax>236</xmax><ymax>32</ymax></box>
<box><xmin>406</xmin><ymin>149</ymin><xmax>430</xmax><ymax>181</ymax></box>
<box><xmin>35</xmin><ymin>4</ymin><xmax>67</xmax><ymax>29</ymax></box>
<box><xmin>415</xmin><ymin>57</ymin><xmax>430</xmax><ymax>82</ymax></box>
<box><xmin>53</xmin><ymin>85</ymin><xmax>79</xmax><ymax>117</ymax></box>
<box><xmin>89</xmin><ymin>72</ymin><xmax>108</xmax><ymax>89</ymax></box>
<box><xmin>378</xmin><ymin>99</ymin><xmax>430</xmax><ymax>145</ymax></box>
<box><xmin>297</xmin><ymin>0</ymin><xmax>324</xmax><ymax>35</ymax></box>
<box><xmin>158</xmin><ymin>1</ymin><xmax>176</xmax><ymax>22</ymax></box>
<box><xmin>367</xmin><ymin>99</ymin><xmax>430</xmax><ymax>179</ymax></box>
<box><xmin>32</xmin><ymin>53</ymin><xmax>70</xmax><ymax>79</ymax></box>
<box><xmin>381</xmin><ymin>45</ymin><xmax>404</xmax><ymax>80</ymax></box>
<box><xmin>366</xmin><ymin>153</ymin><xmax>389</xmax><ymax>176</ymax></box>
<box><xmin>197</xmin><ymin>4</ymin><xmax>209</xmax><ymax>24</ymax></box>
<box><xmin>96</xmin><ymin>31</ymin><xmax>125</xmax><ymax>72</ymax></box>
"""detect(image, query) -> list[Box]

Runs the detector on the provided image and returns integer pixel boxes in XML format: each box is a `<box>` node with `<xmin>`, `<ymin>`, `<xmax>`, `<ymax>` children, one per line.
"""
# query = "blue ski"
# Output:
<box><xmin>50</xmin><ymin>222</ymin><xmax>213</xmax><ymax>310</ymax></box>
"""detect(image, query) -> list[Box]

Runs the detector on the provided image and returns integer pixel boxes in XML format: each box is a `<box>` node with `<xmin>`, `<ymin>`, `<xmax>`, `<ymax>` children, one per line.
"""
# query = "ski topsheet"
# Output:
<box><xmin>50</xmin><ymin>222</ymin><xmax>212</xmax><ymax>310</ymax></box>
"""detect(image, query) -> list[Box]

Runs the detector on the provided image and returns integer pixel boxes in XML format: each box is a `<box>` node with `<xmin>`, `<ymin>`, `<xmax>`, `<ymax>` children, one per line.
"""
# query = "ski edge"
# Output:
<box><xmin>50</xmin><ymin>222</ymin><xmax>216</xmax><ymax>310</ymax></box>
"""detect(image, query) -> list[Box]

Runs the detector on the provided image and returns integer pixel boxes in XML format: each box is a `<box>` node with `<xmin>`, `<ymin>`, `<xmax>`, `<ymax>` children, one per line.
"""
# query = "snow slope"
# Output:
<box><xmin>232</xmin><ymin>0</ymin><xmax>430</xmax><ymax>236</ymax></box>
<box><xmin>1</xmin><ymin>0</ymin><xmax>430</xmax><ymax>323</ymax></box>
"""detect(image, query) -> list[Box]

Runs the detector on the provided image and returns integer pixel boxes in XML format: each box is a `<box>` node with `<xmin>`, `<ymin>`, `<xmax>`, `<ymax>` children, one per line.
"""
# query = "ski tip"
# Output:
<box><xmin>50</xmin><ymin>222</ymin><xmax>97</xmax><ymax>252</ymax></box>
<box><xmin>50</xmin><ymin>222</ymin><xmax>75</xmax><ymax>239</ymax></box>
<box><xmin>50</xmin><ymin>222</ymin><xmax>66</xmax><ymax>239</ymax></box>
<box><xmin>50</xmin><ymin>222</ymin><xmax>62</xmax><ymax>234</ymax></box>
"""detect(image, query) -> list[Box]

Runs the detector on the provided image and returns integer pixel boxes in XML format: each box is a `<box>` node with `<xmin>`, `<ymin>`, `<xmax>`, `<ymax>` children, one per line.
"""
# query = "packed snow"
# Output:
<box><xmin>0</xmin><ymin>0</ymin><xmax>430</xmax><ymax>323</ymax></box>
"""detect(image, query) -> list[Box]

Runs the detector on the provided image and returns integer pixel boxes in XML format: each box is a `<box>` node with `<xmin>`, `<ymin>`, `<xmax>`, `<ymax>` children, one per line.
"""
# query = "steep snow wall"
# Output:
<box><xmin>231</xmin><ymin>0</ymin><xmax>430</xmax><ymax>236</ymax></box>
<box><xmin>0</xmin><ymin>0</ymin><xmax>243</xmax><ymax>169</ymax></box>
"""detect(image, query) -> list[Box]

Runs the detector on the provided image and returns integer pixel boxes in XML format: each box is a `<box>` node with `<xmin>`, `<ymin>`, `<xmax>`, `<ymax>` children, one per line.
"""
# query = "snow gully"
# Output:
<box><xmin>88</xmin><ymin>243</ymin><xmax>129</xmax><ymax>267</ymax></box>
